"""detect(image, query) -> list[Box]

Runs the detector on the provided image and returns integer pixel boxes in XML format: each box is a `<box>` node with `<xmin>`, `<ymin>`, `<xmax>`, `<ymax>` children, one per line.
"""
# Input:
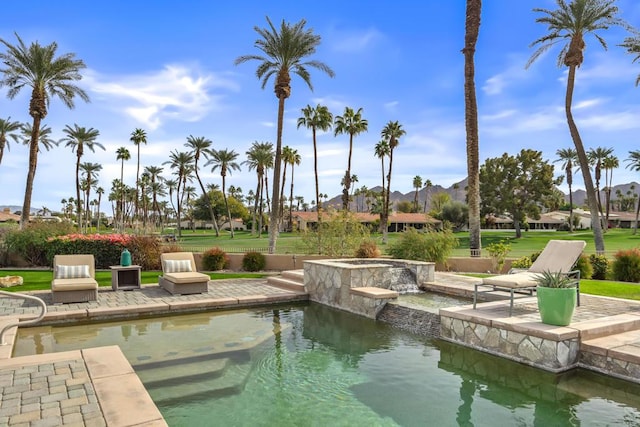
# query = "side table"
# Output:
<box><xmin>110</xmin><ymin>265</ymin><xmax>142</xmax><ymax>291</ymax></box>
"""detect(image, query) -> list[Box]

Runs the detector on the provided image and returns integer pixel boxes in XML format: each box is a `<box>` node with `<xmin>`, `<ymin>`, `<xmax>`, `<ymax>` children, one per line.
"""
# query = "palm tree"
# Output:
<box><xmin>423</xmin><ymin>179</ymin><xmax>433</xmax><ymax>213</ymax></box>
<box><xmin>144</xmin><ymin>165</ymin><xmax>164</xmax><ymax>229</ymax></box>
<box><xmin>79</xmin><ymin>162</ymin><xmax>102</xmax><ymax>232</ymax></box>
<box><xmin>0</xmin><ymin>117</ymin><xmax>21</xmax><ymax>165</ymax></box>
<box><xmin>279</xmin><ymin>146</ymin><xmax>293</xmax><ymax>229</ymax></box>
<box><xmin>621</xmin><ymin>35</ymin><xmax>640</xmax><ymax>85</ymax></box>
<box><xmin>588</xmin><ymin>146</ymin><xmax>614</xmax><ymax>228</ymax></box>
<box><xmin>374</xmin><ymin>139</ymin><xmax>390</xmax><ymax>230</ymax></box>
<box><xmin>412</xmin><ymin>175</ymin><xmax>423</xmax><ymax>212</ymax></box>
<box><xmin>0</xmin><ymin>33</ymin><xmax>89</xmax><ymax>228</ymax></box>
<box><xmin>526</xmin><ymin>0</ymin><xmax>630</xmax><ymax>253</ymax></box>
<box><xmin>463</xmin><ymin>0</ymin><xmax>482</xmax><ymax>257</ymax></box>
<box><xmin>554</xmin><ymin>147</ymin><xmax>579</xmax><ymax>232</ymax></box>
<box><xmin>625</xmin><ymin>150</ymin><xmax>640</xmax><ymax>234</ymax></box>
<box><xmin>116</xmin><ymin>147</ymin><xmax>131</xmax><ymax>231</ymax></box>
<box><xmin>602</xmin><ymin>154</ymin><xmax>619</xmax><ymax>226</ymax></box>
<box><xmin>206</xmin><ymin>149</ymin><xmax>241</xmax><ymax>238</ymax></box>
<box><xmin>297</xmin><ymin>104</ymin><xmax>333</xmax><ymax>225</ymax></box>
<box><xmin>334</xmin><ymin>107</ymin><xmax>368</xmax><ymax>211</ymax></box>
<box><xmin>380</xmin><ymin>120</ymin><xmax>406</xmax><ymax>244</ymax></box>
<box><xmin>163</xmin><ymin>151</ymin><xmax>194</xmax><ymax>238</ymax></box>
<box><xmin>61</xmin><ymin>124</ymin><xmax>103</xmax><ymax>231</ymax></box>
<box><xmin>130</xmin><ymin>128</ymin><xmax>147</xmax><ymax>225</ymax></box>
<box><xmin>287</xmin><ymin>148</ymin><xmax>301</xmax><ymax>232</ymax></box>
<box><xmin>244</xmin><ymin>141</ymin><xmax>274</xmax><ymax>237</ymax></box>
<box><xmin>95</xmin><ymin>187</ymin><xmax>104</xmax><ymax>232</ymax></box>
<box><xmin>235</xmin><ymin>17</ymin><xmax>335</xmax><ymax>253</ymax></box>
<box><xmin>185</xmin><ymin>135</ymin><xmax>220</xmax><ymax>236</ymax></box>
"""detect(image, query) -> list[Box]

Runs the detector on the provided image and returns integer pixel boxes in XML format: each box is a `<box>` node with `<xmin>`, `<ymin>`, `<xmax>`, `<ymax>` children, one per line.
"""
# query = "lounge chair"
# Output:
<box><xmin>473</xmin><ymin>240</ymin><xmax>586</xmax><ymax>315</ymax></box>
<box><xmin>159</xmin><ymin>252</ymin><xmax>210</xmax><ymax>295</ymax></box>
<box><xmin>51</xmin><ymin>254</ymin><xmax>99</xmax><ymax>303</ymax></box>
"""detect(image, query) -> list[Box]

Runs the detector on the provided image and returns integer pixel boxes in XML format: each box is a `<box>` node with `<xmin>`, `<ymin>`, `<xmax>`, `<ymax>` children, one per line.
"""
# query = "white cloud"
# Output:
<box><xmin>330</xmin><ymin>28</ymin><xmax>383</xmax><ymax>53</ymax></box>
<box><xmin>482</xmin><ymin>55</ymin><xmax>530</xmax><ymax>96</ymax></box>
<box><xmin>574</xmin><ymin>98</ymin><xmax>604</xmax><ymax>109</ymax></box>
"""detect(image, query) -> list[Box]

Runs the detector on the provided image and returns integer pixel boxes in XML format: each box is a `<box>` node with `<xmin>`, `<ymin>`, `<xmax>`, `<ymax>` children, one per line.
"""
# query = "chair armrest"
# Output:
<box><xmin>508</xmin><ymin>268</ymin><xmax>529</xmax><ymax>274</ymax></box>
<box><xmin>565</xmin><ymin>269</ymin><xmax>581</xmax><ymax>280</ymax></box>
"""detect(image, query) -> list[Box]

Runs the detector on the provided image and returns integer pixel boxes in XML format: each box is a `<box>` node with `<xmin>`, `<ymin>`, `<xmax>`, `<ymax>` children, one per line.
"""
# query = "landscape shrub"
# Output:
<box><xmin>574</xmin><ymin>255</ymin><xmax>593</xmax><ymax>281</ymax></box>
<box><xmin>354</xmin><ymin>240</ymin><xmax>381</xmax><ymax>258</ymax></box>
<box><xmin>297</xmin><ymin>209</ymin><xmax>371</xmax><ymax>256</ymax></box>
<box><xmin>510</xmin><ymin>256</ymin><xmax>532</xmax><ymax>269</ymax></box>
<box><xmin>202</xmin><ymin>247</ymin><xmax>229</xmax><ymax>271</ymax></box>
<box><xmin>4</xmin><ymin>222</ymin><xmax>75</xmax><ymax>266</ymax></box>
<box><xmin>612</xmin><ymin>249</ymin><xmax>640</xmax><ymax>283</ymax></box>
<box><xmin>128</xmin><ymin>235</ymin><xmax>164</xmax><ymax>270</ymax></box>
<box><xmin>387</xmin><ymin>228</ymin><xmax>458</xmax><ymax>265</ymax></box>
<box><xmin>486</xmin><ymin>240</ymin><xmax>511</xmax><ymax>273</ymax></box>
<box><xmin>45</xmin><ymin>233</ymin><xmax>132</xmax><ymax>268</ymax></box>
<box><xmin>242</xmin><ymin>251</ymin><xmax>266</xmax><ymax>272</ymax></box>
<box><xmin>589</xmin><ymin>254</ymin><xmax>610</xmax><ymax>280</ymax></box>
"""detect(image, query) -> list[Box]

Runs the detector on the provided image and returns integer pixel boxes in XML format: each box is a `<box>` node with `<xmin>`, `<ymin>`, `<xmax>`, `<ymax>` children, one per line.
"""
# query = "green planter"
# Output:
<box><xmin>536</xmin><ymin>286</ymin><xmax>577</xmax><ymax>326</ymax></box>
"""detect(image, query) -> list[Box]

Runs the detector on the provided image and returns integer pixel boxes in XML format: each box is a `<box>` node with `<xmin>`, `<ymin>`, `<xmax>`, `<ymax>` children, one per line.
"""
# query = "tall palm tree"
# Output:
<box><xmin>130</xmin><ymin>128</ymin><xmax>147</xmax><ymax>225</ymax></box>
<box><xmin>115</xmin><ymin>147</ymin><xmax>131</xmax><ymax>231</ymax></box>
<box><xmin>287</xmin><ymin>148</ymin><xmax>301</xmax><ymax>232</ymax></box>
<box><xmin>412</xmin><ymin>175</ymin><xmax>423</xmax><ymax>212</ymax></box>
<box><xmin>79</xmin><ymin>162</ymin><xmax>102</xmax><ymax>232</ymax></box>
<box><xmin>588</xmin><ymin>146</ymin><xmax>614</xmax><ymax>228</ymax></box>
<box><xmin>463</xmin><ymin>0</ymin><xmax>482</xmax><ymax>257</ymax></box>
<box><xmin>423</xmin><ymin>179</ymin><xmax>433</xmax><ymax>213</ymax></box>
<box><xmin>206</xmin><ymin>149</ymin><xmax>241</xmax><ymax>238</ymax></box>
<box><xmin>279</xmin><ymin>145</ymin><xmax>293</xmax><ymax>229</ymax></box>
<box><xmin>235</xmin><ymin>17</ymin><xmax>335</xmax><ymax>253</ymax></box>
<box><xmin>185</xmin><ymin>135</ymin><xmax>220</xmax><ymax>236</ymax></box>
<box><xmin>374</xmin><ymin>139</ymin><xmax>390</xmax><ymax>230</ymax></box>
<box><xmin>554</xmin><ymin>147</ymin><xmax>579</xmax><ymax>232</ymax></box>
<box><xmin>334</xmin><ymin>107</ymin><xmax>368</xmax><ymax>211</ymax></box>
<box><xmin>0</xmin><ymin>33</ymin><xmax>89</xmax><ymax>228</ymax></box>
<box><xmin>602</xmin><ymin>154</ymin><xmax>619</xmax><ymax>226</ymax></box>
<box><xmin>95</xmin><ymin>186</ymin><xmax>104</xmax><ymax>232</ymax></box>
<box><xmin>380</xmin><ymin>120</ymin><xmax>406</xmax><ymax>243</ymax></box>
<box><xmin>61</xmin><ymin>124</ymin><xmax>103</xmax><ymax>231</ymax></box>
<box><xmin>625</xmin><ymin>150</ymin><xmax>640</xmax><ymax>234</ymax></box>
<box><xmin>143</xmin><ymin>165</ymin><xmax>164</xmax><ymax>229</ymax></box>
<box><xmin>244</xmin><ymin>141</ymin><xmax>274</xmax><ymax>237</ymax></box>
<box><xmin>526</xmin><ymin>0</ymin><xmax>630</xmax><ymax>253</ymax></box>
<box><xmin>298</xmin><ymin>104</ymin><xmax>333</xmax><ymax>224</ymax></box>
<box><xmin>621</xmin><ymin>35</ymin><xmax>640</xmax><ymax>85</ymax></box>
<box><xmin>0</xmin><ymin>117</ymin><xmax>21</xmax><ymax>165</ymax></box>
<box><xmin>164</xmin><ymin>151</ymin><xmax>194</xmax><ymax>238</ymax></box>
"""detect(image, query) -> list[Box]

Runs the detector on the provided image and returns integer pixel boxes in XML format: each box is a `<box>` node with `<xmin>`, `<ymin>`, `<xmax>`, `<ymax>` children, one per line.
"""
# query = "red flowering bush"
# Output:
<box><xmin>46</xmin><ymin>234</ymin><xmax>133</xmax><ymax>268</ymax></box>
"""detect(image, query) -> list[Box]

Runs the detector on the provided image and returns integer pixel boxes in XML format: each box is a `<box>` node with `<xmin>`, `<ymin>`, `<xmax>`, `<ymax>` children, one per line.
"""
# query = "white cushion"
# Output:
<box><xmin>164</xmin><ymin>259</ymin><xmax>193</xmax><ymax>273</ymax></box>
<box><xmin>55</xmin><ymin>265</ymin><xmax>91</xmax><ymax>279</ymax></box>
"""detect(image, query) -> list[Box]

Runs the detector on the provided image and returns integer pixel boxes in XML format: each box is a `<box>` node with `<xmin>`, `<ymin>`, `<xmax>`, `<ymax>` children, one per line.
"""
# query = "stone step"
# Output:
<box><xmin>267</xmin><ymin>276</ymin><xmax>305</xmax><ymax>292</ymax></box>
<box><xmin>574</xmin><ymin>314</ymin><xmax>640</xmax><ymax>341</ymax></box>
<box><xmin>281</xmin><ymin>269</ymin><xmax>304</xmax><ymax>282</ymax></box>
<box><xmin>580</xmin><ymin>328</ymin><xmax>640</xmax><ymax>384</ymax></box>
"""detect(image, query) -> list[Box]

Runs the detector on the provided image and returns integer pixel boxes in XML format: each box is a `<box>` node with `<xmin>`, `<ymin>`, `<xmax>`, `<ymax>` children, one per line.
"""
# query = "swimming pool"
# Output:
<box><xmin>13</xmin><ymin>304</ymin><xmax>640</xmax><ymax>426</ymax></box>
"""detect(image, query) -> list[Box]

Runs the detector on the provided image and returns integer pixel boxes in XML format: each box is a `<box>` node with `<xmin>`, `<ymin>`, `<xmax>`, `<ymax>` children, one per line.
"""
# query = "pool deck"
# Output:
<box><xmin>1</xmin><ymin>273</ymin><xmax>640</xmax><ymax>425</ymax></box>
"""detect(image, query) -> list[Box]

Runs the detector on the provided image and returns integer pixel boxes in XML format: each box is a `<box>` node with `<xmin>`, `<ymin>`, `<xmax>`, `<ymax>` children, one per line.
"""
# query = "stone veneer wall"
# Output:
<box><xmin>377</xmin><ymin>303</ymin><xmax>441</xmax><ymax>337</ymax></box>
<box><xmin>303</xmin><ymin>259</ymin><xmax>435</xmax><ymax>318</ymax></box>
<box><xmin>580</xmin><ymin>347</ymin><xmax>640</xmax><ymax>384</ymax></box>
<box><xmin>439</xmin><ymin>315</ymin><xmax>580</xmax><ymax>373</ymax></box>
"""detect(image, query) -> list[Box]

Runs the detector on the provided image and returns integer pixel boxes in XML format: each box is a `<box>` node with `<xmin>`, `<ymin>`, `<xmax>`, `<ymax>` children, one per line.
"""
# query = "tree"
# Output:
<box><xmin>463</xmin><ymin>0</ymin><xmax>482</xmax><ymax>257</ymax></box>
<box><xmin>423</xmin><ymin>179</ymin><xmax>433</xmax><ymax>213</ymax></box>
<box><xmin>130</xmin><ymin>128</ymin><xmax>147</xmax><ymax>224</ymax></box>
<box><xmin>286</xmin><ymin>147</ymin><xmax>301</xmax><ymax>232</ymax></box>
<box><xmin>554</xmin><ymin>147</ymin><xmax>579</xmax><ymax>232</ymax></box>
<box><xmin>164</xmin><ymin>151</ymin><xmax>194</xmax><ymax>238</ymax></box>
<box><xmin>95</xmin><ymin>186</ymin><xmax>104</xmax><ymax>232</ymax></box>
<box><xmin>380</xmin><ymin>120</ymin><xmax>406</xmax><ymax>244</ymax></box>
<box><xmin>334</xmin><ymin>107</ymin><xmax>368</xmax><ymax>211</ymax></box>
<box><xmin>144</xmin><ymin>165</ymin><xmax>164</xmax><ymax>229</ymax></box>
<box><xmin>440</xmin><ymin>201</ymin><xmax>470</xmax><ymax>231</ymax></box>
<box><xmin>235</xmin><ymin>16</ymin><xmax>335</xmax><ymax>253</ymax></box>
<box><xmin>206</xmin><ymin>149</ymin><xmax>241</xmax><ymax>238</ymax></box>
<box><xmin>374</xmin><ymin>140</ymin><xmax>390</xmax><ymax>230</ymax></box>
<box><xmin>480</xmin><ymin>149</ymin><xmax>559</xmax><ymax>238</ymax></box>
<box><xmin>621</xmin><ymin>34</ymin><xmax>640</xmax><ymax>85</ymax></box>
<box><xmin>587</xmin><ymin>146</ymin><xmax>613</xmax><ymax>228</ymax></box>
<box><xmin>412</xmin><ymin>175</ymin><xmax>423</xmax><ymax>212</ymax></box>
<box><xmin>602</xmin><ymin>153</ymin><xmax>619</xmax><ymax>226</ymax></box>
<box><xmin>0</xmin><ymin>32</ymin><xmax>89</xmax><ymax>229</ymax></box>
<box><xmin>0</xmin><ymin>116</ymin><xmax>20</xmax><ymax>165</ymax></box>
<box><xmin>298</xmin><ymin>104</ymin><xmax>333</xmax><ymax>225</ymax></box>
<box><xmin>115</xmin><ymin>147</ymin><xmax>131</xmax><ymax>231</ymax></box>
<box><xmin>279</xmin><ymin>146</ymin><xmax>293</xmax><ymax>229</ymax></box>
<box><xmin>79</xmin><ymin>162</ymin><xmax>102</xmax><ymax>232</ymax></box>
<box><xmin>185</xmin><ymin>135</ymin><xmax>220</xmax><ymax>236</ymax></box>
<box><xmin>244</xmin><ymin>141</ymin><xmax>274</xmax><ymax>237</ymax></box>
<box><xmin>61</xmin><ymin>124</ymin><xmax>103</xmax><ymax>232</ymax></box>
<box><xmin>526</xmin><ymin>0</ymin><xmax>630</xmax><ymax>253</ymax></box>
<box><xmin>625</xmin><ymin>150</ymin><xmax>640</xmax><ymax>234</ymax></box>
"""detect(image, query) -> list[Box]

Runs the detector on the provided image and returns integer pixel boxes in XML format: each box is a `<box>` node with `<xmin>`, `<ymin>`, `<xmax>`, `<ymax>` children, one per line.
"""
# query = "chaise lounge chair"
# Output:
<box><xmin>473</xmin><ymin>240</ymin><xmax>586</xmax><ymax>315</ymax></box>
<box><xmin>51</xmin><ymin>254</ymin><xmax>99</xmax><ymax>304</ymax></box>
<box><xmin>159</xmin><ymin>252</ymin><xmax>210</xmax><ymax>295</ymax></box>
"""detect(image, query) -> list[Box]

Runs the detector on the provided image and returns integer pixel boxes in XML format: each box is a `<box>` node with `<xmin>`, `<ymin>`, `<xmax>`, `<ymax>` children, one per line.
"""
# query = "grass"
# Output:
<box><xmin>0</xmin><ymin>270</ymin><xmax>268</xmax><ymax>293</ymax></box>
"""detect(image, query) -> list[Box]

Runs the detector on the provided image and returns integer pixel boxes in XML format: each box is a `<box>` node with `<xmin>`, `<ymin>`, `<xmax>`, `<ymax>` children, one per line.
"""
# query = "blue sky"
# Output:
<box><xmin>1</xmin><ymin>0</ymin><xmax>640</xmax><ymax>213</ymax></box>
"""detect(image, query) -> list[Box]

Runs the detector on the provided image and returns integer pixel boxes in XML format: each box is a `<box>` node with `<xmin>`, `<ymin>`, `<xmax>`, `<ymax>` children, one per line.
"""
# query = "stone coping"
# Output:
<box><xmin>350</xmin><ymin>287</ymin><xmax>399</xmax><ymax>299</ymax></box>
<box><xmin>304</xmin><ymin>258</ymin><xmax>434</xmax><ymax>268</ymax></box>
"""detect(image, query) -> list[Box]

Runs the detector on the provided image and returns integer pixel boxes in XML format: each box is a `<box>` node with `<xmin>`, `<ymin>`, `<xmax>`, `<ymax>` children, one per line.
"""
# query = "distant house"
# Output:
<box><xmin>292</xmin><ymin>211</ymin><xmax>442</xmax><ymax>232</ymax></box>
<box><xmin>0</xmin><ymin>208</ymin><xmax>19</xmax><ymax>223</ymax></box>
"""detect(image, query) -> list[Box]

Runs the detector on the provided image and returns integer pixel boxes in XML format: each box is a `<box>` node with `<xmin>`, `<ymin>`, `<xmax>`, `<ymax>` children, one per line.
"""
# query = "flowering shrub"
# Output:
<box><xmin>46</xmin><ymin>234</ymin><xmax>133</xmax><ymax>268</ymax></box>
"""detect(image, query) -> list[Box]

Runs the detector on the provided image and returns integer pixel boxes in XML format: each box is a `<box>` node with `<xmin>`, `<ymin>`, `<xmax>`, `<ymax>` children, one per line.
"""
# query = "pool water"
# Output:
<box><xmin>13</xmin><ymin>304</ymin><xmax>640</xmax><ymax>426</ymax></box>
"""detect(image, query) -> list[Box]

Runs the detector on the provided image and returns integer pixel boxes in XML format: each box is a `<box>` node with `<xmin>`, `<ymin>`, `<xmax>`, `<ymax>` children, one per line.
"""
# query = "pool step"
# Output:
<box><xmin>267</xmin><ymin>269</ymin><xmax>305</xmax><ymax>292</ymax></box>
<box><xmin>580</xmin><ymin>322</ymin><xmax>640</xmax><ymax>384</ymax></box>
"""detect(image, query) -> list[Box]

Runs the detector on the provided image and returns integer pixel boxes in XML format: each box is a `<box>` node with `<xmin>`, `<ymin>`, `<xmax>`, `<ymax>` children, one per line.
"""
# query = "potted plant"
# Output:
<box><xmin>535</xmin><ymin>270</ymin><xmax>578</xmax><ymax>326</ymax></box>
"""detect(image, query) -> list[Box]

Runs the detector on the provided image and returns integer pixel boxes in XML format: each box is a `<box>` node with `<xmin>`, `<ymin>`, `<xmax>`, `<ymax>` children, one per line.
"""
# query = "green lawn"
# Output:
<box><xmin>0</xmin><ymin>270</ymin><xmax>268</xmax><ymax>292</ymax></box>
